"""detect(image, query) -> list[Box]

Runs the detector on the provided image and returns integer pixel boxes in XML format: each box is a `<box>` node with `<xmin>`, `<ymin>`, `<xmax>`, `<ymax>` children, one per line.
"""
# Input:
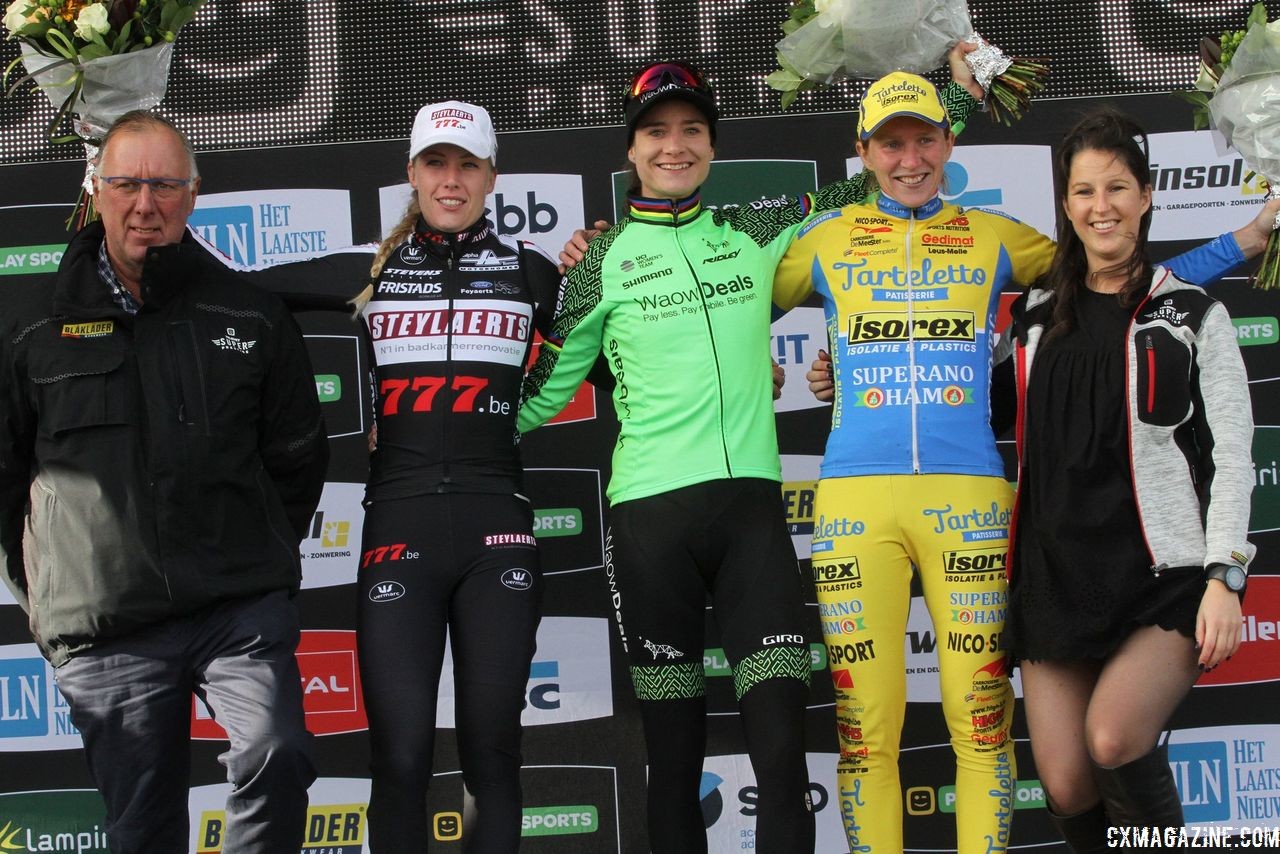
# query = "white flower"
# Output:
<box><xmin>1194</xmin><ymin>60</ymin><xmax>1219</xmax><ymax>93</ymax></box>
<box><xmin>73</xmin><ymin>2</ymin><xmax>110</xmax><ymax>41</ymax></box>
<box><xmin>3</xmin><ymin>0</ymin><xmax>31</xmax><ymax>35</ymax></box>
<box><xmin>814</xmin><ymin>0</ymin><xmax>847</xmax><ymax>14</ymax></box>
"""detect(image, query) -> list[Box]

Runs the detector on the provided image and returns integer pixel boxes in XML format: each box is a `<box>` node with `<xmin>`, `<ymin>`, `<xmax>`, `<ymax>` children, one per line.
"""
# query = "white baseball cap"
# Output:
<box><xmin>408</xmin><ymin>101</ymin><xmax>498</xmax><ymax>164</ymax></box>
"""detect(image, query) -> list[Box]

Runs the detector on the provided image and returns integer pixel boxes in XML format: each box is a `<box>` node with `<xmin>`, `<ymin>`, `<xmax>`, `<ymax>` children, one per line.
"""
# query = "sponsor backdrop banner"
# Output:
<box><xmin>1</xmin><ymin>92</ymin><xmax>1277</xmax><ymax>852</ymax></box>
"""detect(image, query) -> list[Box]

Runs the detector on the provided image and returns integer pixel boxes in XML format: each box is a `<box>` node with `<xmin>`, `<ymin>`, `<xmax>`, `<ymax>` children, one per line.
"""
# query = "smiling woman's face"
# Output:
<box><xmin>628</xmin><ymin>99</ymin><xmax>714</xmax><ymax>200</ymax></box>
<box><xmin>407</xmin><ymin>143</ymin><xmax>496</xmax><ymax>233</ymax></box>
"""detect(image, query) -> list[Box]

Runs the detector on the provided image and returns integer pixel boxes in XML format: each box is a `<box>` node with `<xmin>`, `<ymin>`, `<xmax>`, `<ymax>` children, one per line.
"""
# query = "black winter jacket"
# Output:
<box><xmin>0</xmin><ymin>223</ymin><xmax>328</xmax><ymax>665</ymax></box>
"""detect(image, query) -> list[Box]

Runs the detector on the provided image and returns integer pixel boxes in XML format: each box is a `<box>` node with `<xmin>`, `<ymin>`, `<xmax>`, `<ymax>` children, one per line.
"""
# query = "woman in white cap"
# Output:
<box><xmin>351</xmin><ymin>100</ymin><xmax>565</xmax><ymax>852</ymax></box>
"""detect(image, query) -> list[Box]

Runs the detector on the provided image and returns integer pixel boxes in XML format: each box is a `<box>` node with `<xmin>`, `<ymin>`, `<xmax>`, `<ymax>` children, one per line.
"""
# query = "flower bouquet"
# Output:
<box><xmin>766</xmin><ymin>0</ymin><xmax>1048</xmax><ymax>124</ymax></box>
<box><xmin>3</xmin><ymin>0</ymin><xmax>207</xmax><ymax>228</ymax></box>
<box><xmin>1178</xmin><ymin>2</ymin><xmax>1280</xmax><ymax>289</ymax></box>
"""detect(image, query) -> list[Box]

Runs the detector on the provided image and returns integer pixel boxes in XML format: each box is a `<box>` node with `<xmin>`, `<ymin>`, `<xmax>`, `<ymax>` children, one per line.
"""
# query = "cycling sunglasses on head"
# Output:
<box><xmin>625</xmin><ymin>61</ymin><xmax>711</xmax><ymax>105</ymax></box>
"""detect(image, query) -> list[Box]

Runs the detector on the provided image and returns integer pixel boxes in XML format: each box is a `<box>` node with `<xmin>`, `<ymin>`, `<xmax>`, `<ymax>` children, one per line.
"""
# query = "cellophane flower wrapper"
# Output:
<box><xmin>778</xmin><ymin>0</ymin><xmax>973</xmax><ymax>82</ymax></box>
<box><xmin>1208</xmin><ymin>19</ymin><xmax>1280</xmax><ymax>288</ymax></box>
<box><xmin>20</xmin><ymin>40</ymin><xmax>175</xmax><ymax>139</ymax></box>
<box><xmin>18</xmin><ymin>40</ymin><xmax>174</xmax><ymax>228</ymax></box>
<box><xmin>774</xmin><ymin>0</ymin><xmax>1045</xmax><ymax>123</ymax></box>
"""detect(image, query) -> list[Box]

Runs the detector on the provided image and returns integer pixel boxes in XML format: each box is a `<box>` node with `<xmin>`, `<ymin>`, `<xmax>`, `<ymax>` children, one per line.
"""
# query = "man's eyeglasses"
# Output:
<box><xmin>98</xmin><ymin>176</ymin><xmax>194</xmax><ymax>200</ymax></box>
<box><xmin>625</xmin><ymin>61</ymin><xmax>710</xmax><ymax>104</ymax></box>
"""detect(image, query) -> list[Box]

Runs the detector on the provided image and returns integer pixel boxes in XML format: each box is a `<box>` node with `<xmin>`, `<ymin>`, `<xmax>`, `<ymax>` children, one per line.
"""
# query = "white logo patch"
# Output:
<box><xmin>500</xmin><ymin>568</ymin><xmax>533</xmax><ymax>591</ymax></box>
<box><xmin>211</xmin><ymin>327</ymin><xmax>257</xmax><ymax>353</ymax></box>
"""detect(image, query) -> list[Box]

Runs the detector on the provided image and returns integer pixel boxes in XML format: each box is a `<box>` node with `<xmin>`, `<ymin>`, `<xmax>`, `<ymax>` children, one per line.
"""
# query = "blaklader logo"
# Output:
<box><xmin>191</xmin><ymin>779</ymin><xmax>369</xmax><ymax>853</ymax></box>
<box><xmin>0</xmin><ymin>790</ymin><xmax>108</xmax><ymax>852</ymax></box>
<box><xmin>191</xmin><ymin>631</ymin><xmax>366</xmax><ymax>738</ymax></box>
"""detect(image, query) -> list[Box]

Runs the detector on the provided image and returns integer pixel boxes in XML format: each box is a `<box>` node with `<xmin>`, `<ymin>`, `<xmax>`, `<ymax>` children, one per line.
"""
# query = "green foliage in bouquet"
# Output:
<box><xmin>1174</xmin><ymin>2</ymin><xmax>1269</xmax><ymax>131</ymax></box>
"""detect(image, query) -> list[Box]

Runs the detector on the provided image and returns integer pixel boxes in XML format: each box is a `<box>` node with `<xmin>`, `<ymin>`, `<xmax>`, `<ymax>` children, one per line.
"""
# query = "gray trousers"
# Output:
<box><xmin>55</xmin><ymin>590</ymin><xmax>315</xmax><ymax>854</ymax></box>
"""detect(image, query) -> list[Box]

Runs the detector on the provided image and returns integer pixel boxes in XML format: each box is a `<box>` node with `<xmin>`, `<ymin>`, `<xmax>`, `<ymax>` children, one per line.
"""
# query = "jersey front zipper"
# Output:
<box><xmin>905</xmin><ymin>211</ymin><xmax>921</xmax><ymax>474</ymax></box>
<box><xmin>439</xmin><ymin>241</ymin><xmax>457</xmax><ymax>492</ymax></box>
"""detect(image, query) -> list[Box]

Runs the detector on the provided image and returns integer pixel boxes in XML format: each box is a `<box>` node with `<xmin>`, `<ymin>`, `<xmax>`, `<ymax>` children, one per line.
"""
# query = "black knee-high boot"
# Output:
<box><xmin>1094</xmin><ymin>743</ymin><xmax>1184</xmax><ymax>830</ymax></box>
<box><xmin>1047</xmin><ymin>801</ymin><xmax>1110</xmax><ymax>853</ymax></box>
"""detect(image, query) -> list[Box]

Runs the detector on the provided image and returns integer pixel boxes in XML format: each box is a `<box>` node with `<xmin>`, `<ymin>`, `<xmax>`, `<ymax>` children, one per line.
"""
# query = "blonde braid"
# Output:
<box><xmin>350</xmin><ymin>196</ymin><xmax>421</xmax><ymax>314</ymax></box>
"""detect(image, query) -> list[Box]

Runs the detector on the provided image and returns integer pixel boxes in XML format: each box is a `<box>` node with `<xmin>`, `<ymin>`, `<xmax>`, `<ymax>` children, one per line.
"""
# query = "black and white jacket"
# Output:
<box><xmin>1002</xmin><ymin>267</ymin><xmax>1255</xmax><ymax>576</ymax></box>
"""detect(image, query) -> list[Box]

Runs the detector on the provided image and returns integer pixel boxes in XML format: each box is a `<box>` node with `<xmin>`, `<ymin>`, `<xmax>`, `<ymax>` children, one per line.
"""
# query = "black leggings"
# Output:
<box><xmin>607</xmin><ymin>478</ymin><xmax>815</xmax><ymax>854</ymax></box>
<box><xmin>357</xmin><ymin>493</ymin><xmax>543</xmax><ymax>853</ymax></box>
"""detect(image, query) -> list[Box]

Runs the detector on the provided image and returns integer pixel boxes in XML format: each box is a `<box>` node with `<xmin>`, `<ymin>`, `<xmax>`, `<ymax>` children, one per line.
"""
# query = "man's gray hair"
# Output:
<box><xmin>98</xmin><ymin>111</ymin><xmax>199</xmax><ymax>180</ymax></box>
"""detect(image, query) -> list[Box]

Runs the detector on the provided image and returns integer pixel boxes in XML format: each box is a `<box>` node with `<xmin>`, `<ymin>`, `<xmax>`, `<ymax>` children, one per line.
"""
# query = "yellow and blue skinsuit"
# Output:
<box><xmin>772</xmin><ymin>190</ymin><xmax>1243</xmax><ymax>852</ymax></box>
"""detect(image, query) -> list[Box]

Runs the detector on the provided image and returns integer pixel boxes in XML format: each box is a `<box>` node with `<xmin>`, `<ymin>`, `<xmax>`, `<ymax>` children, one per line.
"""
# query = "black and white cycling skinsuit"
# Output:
<box><xmin>356</xmin><ymin>216</ymin><xmax>559</xmax><ymax>852</ymax></box>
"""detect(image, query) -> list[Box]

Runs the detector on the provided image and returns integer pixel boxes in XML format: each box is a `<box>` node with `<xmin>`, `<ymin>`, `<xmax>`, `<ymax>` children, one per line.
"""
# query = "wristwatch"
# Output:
<box><xmin>1205</xmin><ymin>563</ymin><xmax>1247</xmax><ymax>593</ymax></box>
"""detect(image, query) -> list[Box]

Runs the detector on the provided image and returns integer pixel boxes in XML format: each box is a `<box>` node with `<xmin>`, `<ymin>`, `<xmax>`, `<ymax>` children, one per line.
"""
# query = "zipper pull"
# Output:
<box><xmin>1151</xmin><ymin>562</ymin><xmax>1168</xmax><ymax>577</ymax></box>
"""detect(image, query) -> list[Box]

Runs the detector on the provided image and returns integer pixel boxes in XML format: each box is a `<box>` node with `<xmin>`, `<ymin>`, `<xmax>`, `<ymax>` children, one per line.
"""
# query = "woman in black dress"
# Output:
<box><xmin>1003</xmin><ymin>110</ymin><xmax>1255</xmax><ymax>851</ymax></box>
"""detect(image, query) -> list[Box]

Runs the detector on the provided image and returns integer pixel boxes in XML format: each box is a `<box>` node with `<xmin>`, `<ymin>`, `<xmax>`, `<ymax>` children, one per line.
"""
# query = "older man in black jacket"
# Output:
<box><xmin>0</xmin><ymin>111</ymin><xmax>328</xmax><ymax>853</ymax></box>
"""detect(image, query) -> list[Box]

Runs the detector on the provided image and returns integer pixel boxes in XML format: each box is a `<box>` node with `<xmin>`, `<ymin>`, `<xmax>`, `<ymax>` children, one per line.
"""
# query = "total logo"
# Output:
<box><xmin>698</xmin><ymin>754</ymin><xmax>848</xmax><ymax>849</ymax></box>
<box><xmin>191</xmin><ymin>630</ymin><xmax>366</xmax><ymax>739</ymax></box>
<box><xmin>0</xmin><ymin>644</ymin><xmax>81</xmax><ymax>751</ymax></box>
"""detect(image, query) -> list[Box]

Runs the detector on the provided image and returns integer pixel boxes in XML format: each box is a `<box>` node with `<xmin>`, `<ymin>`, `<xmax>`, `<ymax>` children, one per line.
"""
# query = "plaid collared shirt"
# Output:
<box><xmin>97</xmin><ymin>240</ymin><xmax>141</xmax><ymax>315</ymax></box>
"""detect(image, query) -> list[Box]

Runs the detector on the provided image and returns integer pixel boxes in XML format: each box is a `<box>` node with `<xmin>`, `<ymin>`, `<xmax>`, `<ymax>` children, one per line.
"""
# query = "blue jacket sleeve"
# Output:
<box><xmin>1159</xmin><ymin>233</ymin><xmax>1245</xmax><ymax>286</ymax></box>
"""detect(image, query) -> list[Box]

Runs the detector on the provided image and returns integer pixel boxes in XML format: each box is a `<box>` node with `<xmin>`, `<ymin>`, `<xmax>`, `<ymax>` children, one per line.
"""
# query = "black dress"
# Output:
<box><xmin>1006</xmin><ymin>287</ymin><xmax>1203</xmax><ymax>662</ymax></box>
